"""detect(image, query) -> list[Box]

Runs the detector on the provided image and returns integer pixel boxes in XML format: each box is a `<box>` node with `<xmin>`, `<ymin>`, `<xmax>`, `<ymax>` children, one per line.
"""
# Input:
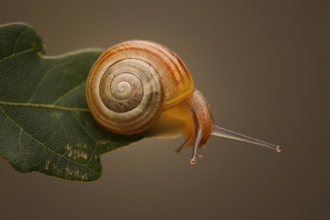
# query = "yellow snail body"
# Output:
<box><xmin>86</xmin><ymin>40</ymin><xmax>280</xmax><ymax>164</ymax></box>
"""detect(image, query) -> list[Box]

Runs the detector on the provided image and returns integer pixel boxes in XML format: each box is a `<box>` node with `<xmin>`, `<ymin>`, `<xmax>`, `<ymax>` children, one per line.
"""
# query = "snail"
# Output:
<box><xmin>86</xmin><ymin>40</ymin><xmax>281</xmax><ymax>164</ymax></box>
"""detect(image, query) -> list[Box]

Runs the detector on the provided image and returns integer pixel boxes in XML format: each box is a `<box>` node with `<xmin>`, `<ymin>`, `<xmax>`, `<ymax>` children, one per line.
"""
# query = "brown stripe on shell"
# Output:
<box><xmin>101</xmin><ymin>41</ymin><xmax>188</xmax><ymax>82</ymax></box>
<box><xmin>141</xmin><ymin>41</ymin><xmax>186</xmax><ymax>80</ymax></box>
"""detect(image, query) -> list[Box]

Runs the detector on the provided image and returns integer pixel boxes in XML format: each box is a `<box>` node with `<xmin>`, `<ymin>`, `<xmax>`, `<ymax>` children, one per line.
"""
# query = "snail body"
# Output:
<box><xmin>86</xmin><ymin>40</ymin><xmax>280</xmax><ymax>164</ymax></box>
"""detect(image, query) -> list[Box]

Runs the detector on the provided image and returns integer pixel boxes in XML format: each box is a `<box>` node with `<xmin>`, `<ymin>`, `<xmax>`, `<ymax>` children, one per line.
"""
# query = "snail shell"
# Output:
<box><xmin>86</xmin><ymin>40</ymin><xmax>280</xmax><ymax>164</ymax></box>
<box><xmin>86</xmin><ymin>40</ymin><xmax>194</xmax><ymax>135</ymax></box>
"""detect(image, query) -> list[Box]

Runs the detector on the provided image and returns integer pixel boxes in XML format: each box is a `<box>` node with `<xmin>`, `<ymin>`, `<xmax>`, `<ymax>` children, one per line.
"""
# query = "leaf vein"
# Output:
<box><xmin>53</xmin><ymin>82</ymin><xmax>85</xmax><ymax>105</ymax></box>
<box><xmin>28</xmin><ymin>65</ymin><xmax>55</xmax><ymax>103</ymax></box>
<box><xmin>0</xmin><ymin>101</ymin><xmax>89</xmax><ymax>112</ymax></box>
<box><xmin>18</xmin><ymin>127</ymin><xmax>28</xmax><ymax>170</ymax></box>
<box><xmin>0</xmin><ymin>48</ymin><xmax>36</xmax><ymax>63</ymax></box>
<box><xmin>13</xmin><ymin>29</ymin><xmax>29</xmax><ymax>54</ymax></box>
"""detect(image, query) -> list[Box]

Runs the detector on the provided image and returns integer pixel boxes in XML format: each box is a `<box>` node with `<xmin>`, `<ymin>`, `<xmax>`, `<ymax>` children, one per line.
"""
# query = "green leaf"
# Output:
<box><xmin>0</xmin><ymin>23</ymin><xmax>143</xmax><ymax>181</ymax></box>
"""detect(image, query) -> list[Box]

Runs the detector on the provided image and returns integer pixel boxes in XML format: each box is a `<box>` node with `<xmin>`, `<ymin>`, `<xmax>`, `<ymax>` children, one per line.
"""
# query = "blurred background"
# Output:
<box><xmin>0</xmin><ymin>0</ymin><xmax>329</xmax><ymax>219</ymax></box>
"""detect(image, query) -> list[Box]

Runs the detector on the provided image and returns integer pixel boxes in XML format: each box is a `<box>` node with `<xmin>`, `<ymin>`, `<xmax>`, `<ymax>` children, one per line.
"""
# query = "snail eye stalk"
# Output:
<box><xmin>212</xmin><ymin>125</ymin><xmax>281</xmax><ymax>152</ymax></box>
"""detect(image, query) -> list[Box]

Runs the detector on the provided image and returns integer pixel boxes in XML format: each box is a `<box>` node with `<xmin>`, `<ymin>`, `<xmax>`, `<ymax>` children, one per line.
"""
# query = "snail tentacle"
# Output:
<box><xmin>212</xmin><ymin>125</ymin><xmax>281</xmax><ymax>152</ymax></box>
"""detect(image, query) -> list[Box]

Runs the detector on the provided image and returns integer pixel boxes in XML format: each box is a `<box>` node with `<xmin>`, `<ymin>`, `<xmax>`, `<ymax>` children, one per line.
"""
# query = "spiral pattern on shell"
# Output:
<box><xmin>86</xmin><ymin>40</ymin><xmax>194</xmax><ymax>135</ymax></box>
<box><xmin>87</xmin><ymin>59</ymin><xmax>163</xmax><ymax>134</ymax></box>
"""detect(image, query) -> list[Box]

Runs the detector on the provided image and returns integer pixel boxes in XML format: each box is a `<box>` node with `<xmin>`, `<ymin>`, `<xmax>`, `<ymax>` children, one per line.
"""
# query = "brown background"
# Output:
<box><xmin>1</xmin><ymin>0</ymin><xmax>329</xmax><ymax>219</ymax></box>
